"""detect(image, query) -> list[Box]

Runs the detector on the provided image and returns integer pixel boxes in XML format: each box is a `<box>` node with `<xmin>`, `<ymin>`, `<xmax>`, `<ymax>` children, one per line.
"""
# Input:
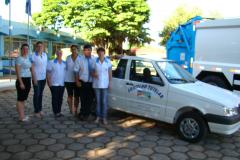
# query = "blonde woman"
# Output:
<box><xmin>47</xmin><ymin>50</ymin><xmax>66</xmax><ymax>117</ymax></box>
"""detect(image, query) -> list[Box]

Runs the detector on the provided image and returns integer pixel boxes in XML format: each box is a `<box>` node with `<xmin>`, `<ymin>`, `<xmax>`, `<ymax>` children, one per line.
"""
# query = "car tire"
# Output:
<box><xmin>176</xmin><ymin>112</ymin><xmax>208</xmax><ymax>143</ymax></box>
<box><xmin>201</xmin><ymin>75</ymin><xmax>229</xmax><ymax>90</ymax></box>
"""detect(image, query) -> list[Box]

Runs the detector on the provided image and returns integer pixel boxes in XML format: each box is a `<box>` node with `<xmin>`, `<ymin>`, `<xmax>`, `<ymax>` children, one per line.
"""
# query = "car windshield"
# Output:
<box><xmin>157</xmin><ymin>61</ymin><xmax>196</xmax><ymax>84</ymax></box>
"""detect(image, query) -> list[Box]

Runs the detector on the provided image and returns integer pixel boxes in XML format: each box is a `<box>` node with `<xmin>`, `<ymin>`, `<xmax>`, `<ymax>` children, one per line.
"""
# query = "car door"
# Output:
<box><xmin>124</xmin><ymin>59</ymin><xmax>168</xmax><ymax>121</ymax></box>
<box><xmin>108</xmin><ymin>58</ymin><xmax>129</xmax><ymax>111</ymax></box>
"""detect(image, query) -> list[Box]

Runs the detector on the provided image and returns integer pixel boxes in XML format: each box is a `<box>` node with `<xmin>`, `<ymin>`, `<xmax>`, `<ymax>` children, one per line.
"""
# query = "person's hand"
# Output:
<box><xmin>33</xmin><ymin>79</ymin><xmax>38</xmax><ymax>86</ymax></box>
<box><xmin>92</xmin><ymin>72</ymin><xmax>98</xmax><ymax>79</ymax></box>
<box><xmin>108</xmin><ymin>82</ymin><xmax>112</xmax><ymax>91</ymax></box>
<box><xmin>47</xmin><ymin>81</ymin><xmax>52</xmax><ymax>88</ymax></box>
<box><xmin>20</xmin><ymin>83</ymin><xmax>25</xmax><ymax>90</ymax></box>
<box><xmin>76</xmin><ymin>81</ymin><xmax>81</xmax><ymax>87</ymax></box>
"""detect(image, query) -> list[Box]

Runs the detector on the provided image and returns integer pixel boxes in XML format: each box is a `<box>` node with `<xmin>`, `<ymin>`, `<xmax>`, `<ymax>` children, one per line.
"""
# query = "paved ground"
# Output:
<box><xmin>0</xmin><ymin>88</ymin><xmax>240</xmax><ymax>160</ymax></box>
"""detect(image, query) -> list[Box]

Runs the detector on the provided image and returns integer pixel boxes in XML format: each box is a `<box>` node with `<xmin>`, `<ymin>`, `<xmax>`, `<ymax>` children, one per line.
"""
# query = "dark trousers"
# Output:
<box><xmin>33</xmin><ymin>80</ymin><xmax>46</xmax><ymax>113</ymax></box>
<box><xmin>79</xmin><ymin>81</ymin><xmax>94</xmax><ymax>117</ymax></box>
<box><xmin>50</xmin><ymin>86</ymin><xmax>65</xmax><ymax>115</ymax></box>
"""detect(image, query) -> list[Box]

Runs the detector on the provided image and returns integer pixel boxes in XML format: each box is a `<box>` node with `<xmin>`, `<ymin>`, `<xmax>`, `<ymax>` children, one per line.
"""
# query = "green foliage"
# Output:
<box><xmin>32</xmin><ymin>0</ymin><xmax>151</xmax><ymax>54</ymax></box>
<box><xmin>159</xmin><ymin>6</ymin><xmax>202</xmax><ymax>46</ymax></box>
<box><xmin>32</xmin><ymin>0</ymin><xmax>68</xmax><ymax>32</ymax></box>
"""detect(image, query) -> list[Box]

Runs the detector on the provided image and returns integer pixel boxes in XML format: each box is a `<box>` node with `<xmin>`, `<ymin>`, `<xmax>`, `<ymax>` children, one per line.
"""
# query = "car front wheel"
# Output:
<box><xmin>176</xmin><ymin>112</ymin><xmax>208</xmax><ymax>143</ymax></box>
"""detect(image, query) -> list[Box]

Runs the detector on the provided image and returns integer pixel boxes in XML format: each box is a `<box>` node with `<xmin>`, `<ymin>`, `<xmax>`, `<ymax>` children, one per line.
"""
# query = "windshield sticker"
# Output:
<box><xmin>128</xmin><ymin>84</ymin><xmax>164</xmax><ymax>98</ymax></box>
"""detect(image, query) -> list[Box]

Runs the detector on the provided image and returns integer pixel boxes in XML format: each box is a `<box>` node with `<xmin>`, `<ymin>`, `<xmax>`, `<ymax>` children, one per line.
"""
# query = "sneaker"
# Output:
<box><xmin>35</xmin><ymin>113</ymin><xmax>42</xmax><ymax>118</ymax></box>
<box><xmin>103</xmin><ymin>118</ymin><xmax>108</xmax><ymax>125</ymax></box>
<box><xmin>19</xmin><ymin>116</ymin><xmax>29</xmax><ymax>122</ymax></box>
<box><xmin>94</xmin><ymin>117</ymin><xmax>100</xmax><ymax>123</ymax></box>
<box><xmin>40</xmin><ymin>111</ymin><xmax>44</xmax><ymax>116</ymax></box>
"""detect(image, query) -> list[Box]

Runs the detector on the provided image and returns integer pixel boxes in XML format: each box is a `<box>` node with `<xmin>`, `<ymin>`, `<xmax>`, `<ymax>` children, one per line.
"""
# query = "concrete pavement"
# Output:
<box><xmin>0</xmin><ymin>88</ymin><xmax>240</xmax><ymax>160</ymax></box>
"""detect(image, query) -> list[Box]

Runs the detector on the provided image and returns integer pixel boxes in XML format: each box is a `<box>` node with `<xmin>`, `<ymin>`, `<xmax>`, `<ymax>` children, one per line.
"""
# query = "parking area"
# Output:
<box><xmin>0</xmin><ymin>88</ymin><xmax>240</xmax><ymax>160</ymax></box>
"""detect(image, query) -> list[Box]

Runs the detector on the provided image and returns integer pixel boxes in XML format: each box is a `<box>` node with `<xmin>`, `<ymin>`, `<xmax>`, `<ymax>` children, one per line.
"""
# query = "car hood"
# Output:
<box><xmin>170</xmin><ymin>81</ymin><xmax>240</xmax><ymax>108</ymax></box>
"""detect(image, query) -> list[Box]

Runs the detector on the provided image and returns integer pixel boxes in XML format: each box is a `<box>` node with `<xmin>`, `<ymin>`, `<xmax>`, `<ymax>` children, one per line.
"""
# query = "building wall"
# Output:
<box><xmin>0</xmin><ymin>35</ymin><xmax>80</xmax><ymax>79</ymax></box>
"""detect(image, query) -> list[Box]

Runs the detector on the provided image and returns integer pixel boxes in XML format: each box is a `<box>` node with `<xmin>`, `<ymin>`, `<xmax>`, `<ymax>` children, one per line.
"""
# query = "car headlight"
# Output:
<box><xmin>224</xmin><ymin>107</ymin><xmax>239</xmax><ymax>116</ymax></box>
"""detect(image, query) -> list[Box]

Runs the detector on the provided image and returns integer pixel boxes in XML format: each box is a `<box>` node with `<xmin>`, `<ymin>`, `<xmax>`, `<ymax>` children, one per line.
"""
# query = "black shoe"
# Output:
<box><xmin>55</xmin><ymin>113</ymin><xmax>64</xmax><ymax>118</ymax></box>
<box><xmin>78</xmin><ymin>114</ymin><xmax>85</xmax><ymax>121</ymax></box>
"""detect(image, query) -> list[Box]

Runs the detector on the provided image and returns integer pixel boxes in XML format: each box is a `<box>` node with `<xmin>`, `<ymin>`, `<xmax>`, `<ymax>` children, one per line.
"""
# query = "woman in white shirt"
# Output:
<box><xmin>65</xmin><ymin>45</ymin><xmax>80</xmax><ymax>115</ymax></box>
<box><xmin>15</xmin><ymin>44</ymin><xmax>35</xmax><ymax>121</ymax></box>
<box><xmin>47</xmin><ymin>50</ymin><xmax>66</xmax><ymax>117</ymax></box>
<box><xmin>92</xmin><ymin>47</ymin><xmax>112</xmax><ymax>124</ymax></box>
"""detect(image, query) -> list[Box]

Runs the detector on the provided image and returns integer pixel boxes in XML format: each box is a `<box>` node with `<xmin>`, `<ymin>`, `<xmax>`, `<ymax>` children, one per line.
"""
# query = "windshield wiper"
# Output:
<box><xmin>188</xmin><ymin>80</ymin><xmax>196</xmax><ymax>83</ymax></box>
<box><xmin>169</xmin><ymin>78</ymin><xmax>188</xmax><ymax>82</ymax></box>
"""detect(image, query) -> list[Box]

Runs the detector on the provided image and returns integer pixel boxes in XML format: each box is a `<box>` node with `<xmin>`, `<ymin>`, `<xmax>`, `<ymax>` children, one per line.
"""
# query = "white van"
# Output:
<box><xmin>108</xmin><ymin>56</ymin><xmax>240</xmax><ymax>142</ymax></box>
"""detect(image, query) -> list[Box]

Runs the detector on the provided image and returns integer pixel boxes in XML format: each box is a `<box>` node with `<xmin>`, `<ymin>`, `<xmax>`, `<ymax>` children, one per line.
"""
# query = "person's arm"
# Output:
<box><xmin>108</xmin><ymin>61</ymin><xmax>112</xmax><ymax>89</ymax></box>
<box><xmin>30</xmin><ymin>54</ymin><xmax>38</xmax><ymax>86</ymax></box>
<box><xmin>74</xmin><ymin>58</ymin><xmax>81</xmax><ymax>87</ymax></box>
<box><xmin>46</xmin><ymin>61</ymin><xmax>52</xmax><ymax>87</ymax></box>
<box><xmin>30</xmin><ymin>63</ymin><xmax>37</xmax><ymax>86</ymax></box>
<box><xmin>91</xmin><ymin>61</ymin><xmax>98</xmax><ymax>79</ymax></box>
<box><xmin>15</xmin><ymin>62</ymin><xmax>25</xmax><ymax>90</ymax></box>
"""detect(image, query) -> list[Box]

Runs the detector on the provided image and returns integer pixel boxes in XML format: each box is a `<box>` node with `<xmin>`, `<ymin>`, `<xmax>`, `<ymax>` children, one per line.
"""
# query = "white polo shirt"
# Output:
<box><xmin>47</xmin><ymin>59</ymin><xmax>66</xmax><ymax>86</ymax></box>
<box><xmin>31</xmin><ymin>52</ymin><xmax>48</xmax><ymax>80</ymax></box>
<box><xmin>65</xmin><ymin>55</ymin><xmax>81</xmax><ymax>82</ymax></box>
<box><xmin>15</xmin><ymin>55</ymin><xmax>32</xmax><ymax>78</ymax></box>
<box><xmin>92</xmin><ymin>57</ymin><xmax>112</xmax><ymax>89</ymax></box>
<box><xmin>74</xmin><ymin>55</ymin><xmax>95</xmax><ymax>82</ymax></box>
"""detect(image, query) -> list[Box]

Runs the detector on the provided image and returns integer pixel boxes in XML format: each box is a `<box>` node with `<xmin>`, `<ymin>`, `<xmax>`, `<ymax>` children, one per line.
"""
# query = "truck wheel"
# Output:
<box><xmin>201</xmin><ymin>76</ymin><xmax>228</xmax><ymax>90</ymax></box>
<box><xmin>176</xmin><ymin>112</ymin><xmax>208</xmax><ymax>143</ymax></box>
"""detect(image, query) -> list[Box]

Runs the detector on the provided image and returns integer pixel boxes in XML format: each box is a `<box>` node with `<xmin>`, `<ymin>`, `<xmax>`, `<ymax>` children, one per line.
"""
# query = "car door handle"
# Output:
<box><xmin>126</xmin><ymin>82</ymin><xmax>134</xmax><ymax>86</ymax></box>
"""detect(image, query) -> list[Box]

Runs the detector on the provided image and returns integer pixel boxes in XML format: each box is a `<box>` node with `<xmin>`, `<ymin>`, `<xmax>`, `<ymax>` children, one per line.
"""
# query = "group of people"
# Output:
<box><xmin>15</xmin><ymin>41</ymin><xmax>112</xmax><ymax>125</ymax></box>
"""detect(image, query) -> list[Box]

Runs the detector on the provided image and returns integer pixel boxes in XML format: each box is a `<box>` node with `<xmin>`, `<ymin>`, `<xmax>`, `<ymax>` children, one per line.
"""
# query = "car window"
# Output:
<box><xmin>112</xmin><ymin>59</ymin><xmax>128</xmax><ymax>79</ymax></box>
<box><xmin>157</xmin><ymin>61</ymin><xmax>196</xmax><ymax>84</ymax></box>
<box><xmin>130</xmin><ymin>60</ymin><xmax>163</xmax><ymax>85</ymax></box>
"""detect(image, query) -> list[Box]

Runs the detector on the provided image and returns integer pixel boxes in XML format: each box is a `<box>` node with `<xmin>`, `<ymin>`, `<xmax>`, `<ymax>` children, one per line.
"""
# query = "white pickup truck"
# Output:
<box><xmin>108</xmin><ymin>56</ymin><xmax>240</xmax><ymax>142</ymax></box>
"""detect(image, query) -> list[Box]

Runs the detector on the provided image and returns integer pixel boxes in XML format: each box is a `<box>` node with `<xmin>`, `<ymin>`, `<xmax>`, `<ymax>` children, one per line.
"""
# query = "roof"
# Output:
<box><xmin>121</xmin><ymin>55</ymin><xmax>169</xmax><ymax>62</ymax></box>
<box><xmin>0</xmin><ymin>17</ymin><xmax>86</xmax><ymax>45</ymax></box>
<box><xmin>196</xmin><ymin>18</ymin><xmax>240</xmax><ymax>29</ymax></box>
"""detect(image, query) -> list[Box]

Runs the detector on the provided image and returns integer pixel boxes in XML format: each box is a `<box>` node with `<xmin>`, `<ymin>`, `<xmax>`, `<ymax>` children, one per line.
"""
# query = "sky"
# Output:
<box><xmin>1</xmin><ymin>0</ymin><xmax>240</xmax><ymax>47</ymax></box>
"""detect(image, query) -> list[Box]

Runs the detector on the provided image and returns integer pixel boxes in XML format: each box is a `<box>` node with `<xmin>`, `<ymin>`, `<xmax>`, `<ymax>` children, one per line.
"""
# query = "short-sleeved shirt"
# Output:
<box><xmin>47</xmin><ymin>59</ymin><xmax>66</xmax><ymax>86</ymax></box>
<box><xmin>15</xmin><ymin>55</ymin><xmax>32</xmax><ymax>77</ymax></box>
<box><xmin>74</xmin><ymin>55</ymin><xmax>95</xmax><ymax>82</ymax></box>
<box><xmin>92</xmin><ymin>57</ymin><xmax>112</xmax><ymax>89</ymax></box>
<box><xmin>65</xmin><ymin>55</ymin><xmax>81</xmax><ymax>82</ymax></box>
<box><xmin>31</xmin><ymin>52</ymin><xmax>48</xmax><ymax>80</ymax></box>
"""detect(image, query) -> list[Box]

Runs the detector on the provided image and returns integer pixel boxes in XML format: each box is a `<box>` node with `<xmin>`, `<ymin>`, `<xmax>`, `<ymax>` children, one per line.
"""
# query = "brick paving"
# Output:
<box><xmin>0</xmin><ymin>88</ymin><xmax>240</xmax><ymax>160</ymax></box>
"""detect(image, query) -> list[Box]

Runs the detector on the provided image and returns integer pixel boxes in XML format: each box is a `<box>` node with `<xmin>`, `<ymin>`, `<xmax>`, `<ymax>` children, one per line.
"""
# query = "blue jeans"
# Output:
<box><xmin>94</xmin><ymin>88</ymin><xmax>108</xmax><ymax>118</ymax></box>
<box><xmin>33</xmin><ymin>80</ymin><xmax>46</xmax><ymax>113</ymax></box>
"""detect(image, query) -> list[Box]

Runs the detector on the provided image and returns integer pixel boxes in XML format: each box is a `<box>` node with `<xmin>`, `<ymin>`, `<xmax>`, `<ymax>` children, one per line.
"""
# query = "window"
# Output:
<box><xmin>52</xmin><ymin>42</ymin><xmax>65</xmax><ymax>56</ymax></box>
<box><xmin>113</xmin><ymin>59</ymin><xmax>128</xmax><ymax>79</ymax></box>
<box><xmin>32</xmin><ymin>40</ymin><xmax>48</xmax><ymax>54</ymax></box>
<box><xmin>157</xmin><ymin>61</ymin><xmax>195</xmax><ymax>84</ymax></box>
<box><xmin>4</xmin><ymin>37</ymin><xmax>27</xmax><ymax>57</ymax></box>
<box><xmin>130</xmin><ymin>60</ymin><xmax>163</xmax><ymax>85</ymax></box>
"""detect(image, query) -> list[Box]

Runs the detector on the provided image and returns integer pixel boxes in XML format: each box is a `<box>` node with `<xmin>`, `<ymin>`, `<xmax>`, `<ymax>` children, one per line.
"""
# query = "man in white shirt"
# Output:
<box><xmin>65</xmin><ymin>45</ymin><xmax>81</xmax><ymax>115</ymax></box>
<box><xmin>74</xmin><ymin>44</ymin><xmax>95</xmax><ymax>120</ymax></box>
<box><xmin>47</xmin><ymin>50</ymin><xmax>66</xmax><ymax>117</ymax></box>
<box><xmin>31</xmin><ymin>41</ymin><xmax>48</xmax><ymax>118</ymax></box>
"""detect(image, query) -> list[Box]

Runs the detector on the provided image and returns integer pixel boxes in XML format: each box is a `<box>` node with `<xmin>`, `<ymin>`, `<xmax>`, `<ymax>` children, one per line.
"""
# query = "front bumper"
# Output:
<box><xmin>205</xmin><ymin>114</ymin><xmax>240</xmax><ymax>135</ymax></box>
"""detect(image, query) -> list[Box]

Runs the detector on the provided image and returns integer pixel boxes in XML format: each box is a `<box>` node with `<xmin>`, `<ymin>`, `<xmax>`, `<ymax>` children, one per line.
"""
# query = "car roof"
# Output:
<box><xmin>121</xmin><ymin>55</ymin><xmax>170</xmax><ymax>62</ymax></box>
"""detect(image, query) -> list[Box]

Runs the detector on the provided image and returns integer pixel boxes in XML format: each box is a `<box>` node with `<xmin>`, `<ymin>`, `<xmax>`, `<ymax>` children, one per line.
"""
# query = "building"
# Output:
<box><xmin>0</xmin><ymin>16</ymin><xmax>86</xmax><ymax>78</ymax></box>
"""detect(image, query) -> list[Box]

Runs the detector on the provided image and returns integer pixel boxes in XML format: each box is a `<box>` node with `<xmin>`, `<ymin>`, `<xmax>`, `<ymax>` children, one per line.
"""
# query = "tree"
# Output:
<box><xmin>32</xmin><ymin>0</ymin><xmax>68</xmax><ymax>32</ymax></box>
<box><xmin>32</xmin><ymin>0</ymin><xmax>151</xmax><ymax>54</ymax></box>
<box><xmin>159</xmin><ymin>6</ymin><xmax>202</xmax><ymax>46</ymax></box>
